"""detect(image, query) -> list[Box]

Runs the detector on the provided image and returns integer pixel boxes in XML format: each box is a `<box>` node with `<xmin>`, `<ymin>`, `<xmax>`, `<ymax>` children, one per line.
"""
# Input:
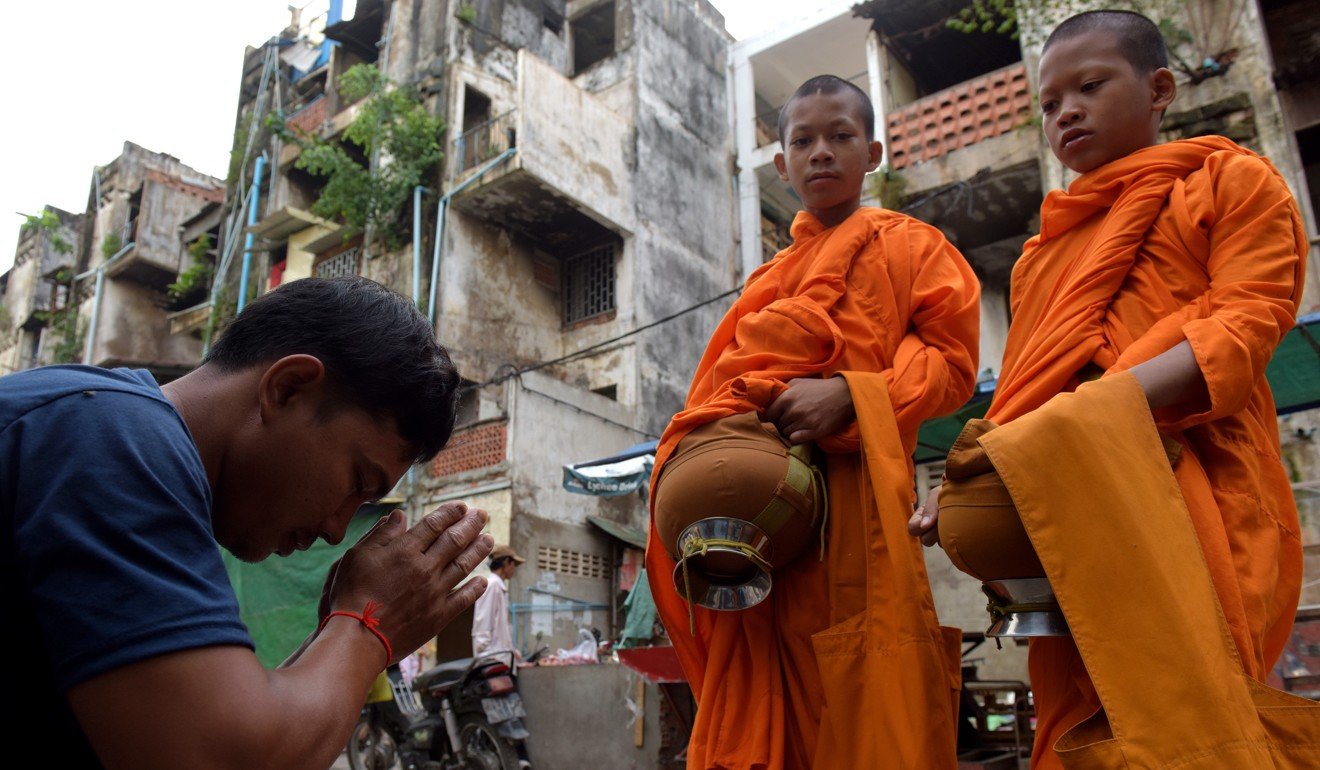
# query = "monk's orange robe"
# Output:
<box><xmin>985</xmin><ymin>136</ymin><xmax>1309</xmax><ymax>768</ymax></box>
<box><xmin>644</xmin><ymin>206</ymin><xmax>981</xmax><ymax>769</ymax></box>
<box><xmin>979</xmin><ymin>372</ymin><xmax>1320</xmax><ymax>768</ymax></box>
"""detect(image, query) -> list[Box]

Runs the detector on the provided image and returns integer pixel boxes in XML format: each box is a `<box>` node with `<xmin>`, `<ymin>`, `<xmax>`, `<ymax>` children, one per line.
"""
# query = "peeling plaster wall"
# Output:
<box><xmin>444</xmin><ymin>0</ymin><xmax>570</xmax><ymax>78</ymax></box>
<box><xmin>515</xmin><ymin>51</ymin><xmax>636</xmax><ymax>232</ymax></box>
<box><xmin>2</xmin><ymin>259</ymin><xmax>39</xmax><ymax>338</ymax></box>
<box><xmin>91</xmin><ymin>278</ymin><xmax>201</xmax><ymax>371</ymax></box>
<box><xmin>438</xmin><ymin>215</ymin><xmax>573</xmax><ymax>379</ymax></box>
<box><xmin>505</xmin><ymin>370</ymin><xmax>651</xmax><ymax>643</ymax></box>
<box><xmin>630</xmin><ymin>0</ymin><xmax>737</xmax><ymax>437</ymax></box>
<box><xmin>508</xmin><ymin>370</ymin><xmax>647</xmax><ymax>529</ymax></box>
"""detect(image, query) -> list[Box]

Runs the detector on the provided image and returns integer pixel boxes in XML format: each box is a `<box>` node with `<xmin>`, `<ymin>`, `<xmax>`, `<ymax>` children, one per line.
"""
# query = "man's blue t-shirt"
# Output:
<box><xmin>1</xmin><ymin>365</ymin><xmax>252</xmax><ymax>765</ymax></box>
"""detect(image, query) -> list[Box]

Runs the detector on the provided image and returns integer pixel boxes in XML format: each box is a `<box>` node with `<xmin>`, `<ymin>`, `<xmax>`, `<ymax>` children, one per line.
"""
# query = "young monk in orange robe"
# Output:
<box><xmin>645</xmin><ymin>75</ymin><xmax>980</xmax><ymax>769</ymax></box>
<box><xmin>909</xmin><ymin>11</ymin><xmax>1310</xmax><ymax>769</ymax></box>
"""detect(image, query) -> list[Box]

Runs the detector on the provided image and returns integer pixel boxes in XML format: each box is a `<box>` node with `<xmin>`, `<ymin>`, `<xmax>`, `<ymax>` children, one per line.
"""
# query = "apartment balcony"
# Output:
<box><xmin>448</xmin><ymin>50</ymin><xmax>634</xmax><ymax>256</ymax></box>
<box><xmin>105</xmin><ymin>174</ymin><xmax>224</xmax><ymax>289</ymax></box>
<box><xmin>17</xmin><ymin>276</ymin><xmax>60</xmax><ymax>331</ymax></box>
<box><xmin>886</xmin><ymin>63</ymin><xmax>1033</xmax><ymax>173</ymax></box>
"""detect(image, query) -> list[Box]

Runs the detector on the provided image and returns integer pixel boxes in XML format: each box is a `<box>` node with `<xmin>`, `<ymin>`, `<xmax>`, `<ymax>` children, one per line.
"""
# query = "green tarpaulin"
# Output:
<box><xmin>618</xmin><ymin>567</ymin><xmax>658</xmax><ymax>649</ymax></box>
<box><xmin>223</xmin><ymin>507</ymin><xmax>386</xmax><ymax>667</ymax></box>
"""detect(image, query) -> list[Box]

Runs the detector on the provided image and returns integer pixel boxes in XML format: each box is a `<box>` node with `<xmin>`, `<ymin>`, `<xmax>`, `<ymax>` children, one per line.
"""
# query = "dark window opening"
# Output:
<box><xmin>543</xmin><ymin>0</ymin><xmax>566</xmax><ymax>34</ymax></box>
<box><xmin>125</xmin><ymin>191</ymin><xmax>143</xmax><ymax>247</ymax></box>
<box><xmin>563</xmin><ymin>240</ymin><xmax>617</xmax><ymax>325</ymax></box>
<box><xmin>326</xmin><ymin>0</ymin><xmax>386</xmax><ymax>114</ymax></box>
<box><xmin>866</xmin><ymin>7</ymin><xmax>1021</xmax><ymax>97</ymax></box>
<box><xmin>324</xmin><ymin>0</ymin><xmax>385</xmax><ymax>65</ymax></box>
<box><xmin>286</xmin><ymin>166</ymin><xmax>327</xmax><ymax>212</ymax></box>
<box><xmin>459</xmin><ymin>86</ymin><xmax>494</xmax><ymax>172</ymax></box>
<box><xmin>1297</xmin><ymin>124</ymin><xmax>1320</xmax><ymax>230</ymax></box>
<box><xmin>571</xmin><ymin>2</ymin><xmax>616</xmax><ymax>75</ymax></box>
<box><xmin>592</xmin><ymin>384</ymin><xmax>618</xmax><ymax>401</ymax></box>
<box><xmin>289</xmin><ymin>67</ymin><xmax>329</xmax><ymax>113</ymax></box>
<box><xmin>463</xmin><ymin>87</ymin><xmax>493</xmax><ymax>133</ymax></box>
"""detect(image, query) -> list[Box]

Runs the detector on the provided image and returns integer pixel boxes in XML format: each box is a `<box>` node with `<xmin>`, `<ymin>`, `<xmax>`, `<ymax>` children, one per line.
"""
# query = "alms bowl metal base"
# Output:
<box><xmin>672</xmin><ymin>517</ymin><xmax>773</xmax><ymax>610</ymax></box>
<box><xmin>983</xmin><ymin>577</ymin><xmax>1070</xmax><ymax>638</ymax></box>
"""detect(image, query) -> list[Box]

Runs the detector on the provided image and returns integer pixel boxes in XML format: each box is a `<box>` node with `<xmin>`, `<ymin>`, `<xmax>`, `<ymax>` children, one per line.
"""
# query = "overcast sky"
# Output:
<box><xmin>0</xmin><ymin>0</ymin><xmax>843</xmax><ymax>273</ymax></box>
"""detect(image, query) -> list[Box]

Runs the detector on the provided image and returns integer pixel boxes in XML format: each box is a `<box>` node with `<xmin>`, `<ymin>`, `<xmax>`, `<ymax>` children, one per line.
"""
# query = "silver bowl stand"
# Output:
<box><xmin>983</xmin><ymin>577</ymin><xmax>1070</xmax><ymax>637</ymax></box>
<box><xmin>672</xmin><ymin>517</ymin><xmax>773</xmax><ymax>610</ymax></box>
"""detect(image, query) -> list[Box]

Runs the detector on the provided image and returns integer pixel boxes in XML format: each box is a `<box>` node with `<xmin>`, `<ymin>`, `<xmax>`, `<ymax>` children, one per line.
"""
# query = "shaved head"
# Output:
<box><xmin>777</xmin><ymin>75</ymin><xmax>875</xmax><ymax>145</ymax></box>
<box><xmin>1044</xmin><ymin>10</ymin><xmax>1168</xmax><ymax>74</ymax></box>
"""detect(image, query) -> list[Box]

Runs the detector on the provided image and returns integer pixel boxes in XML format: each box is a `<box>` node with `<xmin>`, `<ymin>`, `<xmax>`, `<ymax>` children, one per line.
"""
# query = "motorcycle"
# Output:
<box><xmin>347</xmin><ymin>652</ymin><xmax>531</xmax><ymax>770</ymax></box>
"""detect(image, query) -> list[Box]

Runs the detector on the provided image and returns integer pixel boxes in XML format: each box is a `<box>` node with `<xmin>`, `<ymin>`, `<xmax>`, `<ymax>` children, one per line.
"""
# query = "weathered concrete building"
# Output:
<box><xmin>1</xmin><ymin>143</ymin><xmax>221</xmax><ymax>382</ymax></box>
<box><xmin>73</xmin><ymin>142</ymin><xmax>225</xmax><ymax>380</ymax></box>
<box><xmin>0</xmin><ymin>206</ymin><xmax>83</xmax><ymax>374</ymax></box>
<box><xmin>216</xmin><ymin>3</ymin><xmax>732</xmax><ymax>763</ymax></box>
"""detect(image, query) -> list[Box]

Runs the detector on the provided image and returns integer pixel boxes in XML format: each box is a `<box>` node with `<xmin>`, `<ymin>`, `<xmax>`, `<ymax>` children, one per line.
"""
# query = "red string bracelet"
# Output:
<box><xmin>318</xmin><ymin>601</ymin><xmax>393</xmax><ymax>665</ymax></box>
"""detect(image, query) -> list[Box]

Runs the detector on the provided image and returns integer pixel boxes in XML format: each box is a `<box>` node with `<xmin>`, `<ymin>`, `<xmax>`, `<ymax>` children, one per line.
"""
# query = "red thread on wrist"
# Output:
<box><xmin>318</xmin><ymin>601</ymin><xmax>392</xmax><ymax>665</ymax></box>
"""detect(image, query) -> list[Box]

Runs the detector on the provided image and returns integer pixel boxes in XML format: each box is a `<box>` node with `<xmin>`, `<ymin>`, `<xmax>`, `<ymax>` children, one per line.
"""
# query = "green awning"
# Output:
<box><xmin>1266</xmin><ymin>313</ymin><xmax>1320</xmax><ymax>415</ymax></box>
<box><xmin>588</xmin><ymin>514</ymin><xmax>649</xmax><ymax>550</ymax></box>
<box><xmin>913</xmin><ymin>388</ymin><xmax>992</xmax><ymax>464</ymax></box>
<box><xmin>913</xmin><ymin>313</ymin><xmax>1320</xmax><ymax>465</ymax></box>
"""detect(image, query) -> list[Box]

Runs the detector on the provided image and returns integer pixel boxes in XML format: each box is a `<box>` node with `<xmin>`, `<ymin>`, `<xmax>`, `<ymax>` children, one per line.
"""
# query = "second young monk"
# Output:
<box><xmin>910</xmin><ymin>10</ymin><xmax>1312</xmax><ymax>768</ymax></box>
<box><xmin>645</xmin><ymin>75</ymin><xmax>980</xmax><ymax>768</ymax></box>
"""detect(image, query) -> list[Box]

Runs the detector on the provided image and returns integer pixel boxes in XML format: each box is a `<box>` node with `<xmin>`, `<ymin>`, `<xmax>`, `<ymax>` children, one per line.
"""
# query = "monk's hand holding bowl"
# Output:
<box><xmin>908</xmin><ymin>485</ymin><xmax>942</xmax><ymax>547</ymax></box>
<box><xmin>763</xmin><ymin>376</ymin><xmax>855</xmax><ymax>444</ymax></box>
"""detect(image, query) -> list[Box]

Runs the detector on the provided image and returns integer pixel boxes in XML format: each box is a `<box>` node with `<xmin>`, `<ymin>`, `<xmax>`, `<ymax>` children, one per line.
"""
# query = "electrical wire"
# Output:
<box><xmin>462</xmin><ymin>285</ymin><xmax>743</xmax><ymax>394</ymax></box>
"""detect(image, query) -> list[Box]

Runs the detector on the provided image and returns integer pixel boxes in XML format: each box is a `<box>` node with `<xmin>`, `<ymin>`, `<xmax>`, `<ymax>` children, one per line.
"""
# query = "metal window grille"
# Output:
<box><xmin>314</xmin><ymin>245</ymin><xmax>362</xmax><ymax>279</ymax></box>
<box><xmin>562</xmin><ymin>243</ymin><xmax>616</xmax><ymax>325</ymax></box>
<box><xmin>537</xmin><ymin>546</ymin><xmax>610</xmax><ymax>580</ymax></box>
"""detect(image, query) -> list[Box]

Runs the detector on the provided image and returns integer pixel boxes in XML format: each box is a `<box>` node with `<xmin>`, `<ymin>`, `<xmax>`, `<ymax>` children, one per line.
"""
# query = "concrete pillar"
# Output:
<box><xmin>866</xmin><ymin>29</ymin><xmax>890</xmax><ymax>171</ymax></box>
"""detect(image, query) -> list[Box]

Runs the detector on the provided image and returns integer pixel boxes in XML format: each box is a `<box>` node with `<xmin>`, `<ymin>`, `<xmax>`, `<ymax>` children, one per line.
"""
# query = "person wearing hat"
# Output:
<box><xmin>472</xmin><ymin>545</ymin><xmax>526</xmax><ymax>660</ymax></box>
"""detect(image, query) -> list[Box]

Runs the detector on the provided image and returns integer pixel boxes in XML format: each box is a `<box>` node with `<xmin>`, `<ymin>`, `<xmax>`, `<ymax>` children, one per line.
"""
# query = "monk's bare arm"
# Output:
<box><xmin>1127</xmin><ymin>340</ymin><xmax>1210</xmax><ymax>411</ymax></box>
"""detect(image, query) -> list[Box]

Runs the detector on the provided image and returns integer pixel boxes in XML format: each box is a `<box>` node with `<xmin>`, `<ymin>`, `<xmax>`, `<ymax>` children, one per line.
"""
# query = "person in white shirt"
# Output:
<box><xmin>471</xmin><ymin>545</ymin><xmax>525</xmax><ymax>659</ymax></box>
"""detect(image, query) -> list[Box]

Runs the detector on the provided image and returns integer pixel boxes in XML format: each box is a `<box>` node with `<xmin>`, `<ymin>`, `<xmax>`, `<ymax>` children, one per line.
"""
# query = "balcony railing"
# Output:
<box><xmin>886</xmin><ymin>62</ymin><xmax>1032</xmax><ymax>171</ymax></box>
<box><xmin>450</xmin><ymin>110</ymin><xmax>517</xmax><ymax>183</ymax></box>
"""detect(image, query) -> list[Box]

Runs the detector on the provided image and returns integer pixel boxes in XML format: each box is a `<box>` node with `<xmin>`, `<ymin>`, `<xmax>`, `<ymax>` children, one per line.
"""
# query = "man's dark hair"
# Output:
<box><xmin>206</xmin><ymin>276</ymin><xmax>460</xmax><ymax>463</ymax></box>
<box><xmin>490</xmin><ymin>556</ymin><xmax>513</xmax><ymax>570</ymax></box>
<box><xmin>777</xmin><ymin>74</ymin><xmax>875</xmax><ymax>146</ymax></box>
<box><xmin>1043</xmin><ymin>10</ymin><xmax>1168</xmax><ymax>74</ymax></box>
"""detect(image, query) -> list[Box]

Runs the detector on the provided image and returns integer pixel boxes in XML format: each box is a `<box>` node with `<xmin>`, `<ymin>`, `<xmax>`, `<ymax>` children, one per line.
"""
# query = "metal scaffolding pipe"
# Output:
<box><xmin>237</xmin><ymin>154</ymin><xmax>267</xmax><ymax>313</ymax></box>
<box><xmin>78</xmin><ymin>241</ymin><xmax>136</xmax><ymax>365</ymax></box>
